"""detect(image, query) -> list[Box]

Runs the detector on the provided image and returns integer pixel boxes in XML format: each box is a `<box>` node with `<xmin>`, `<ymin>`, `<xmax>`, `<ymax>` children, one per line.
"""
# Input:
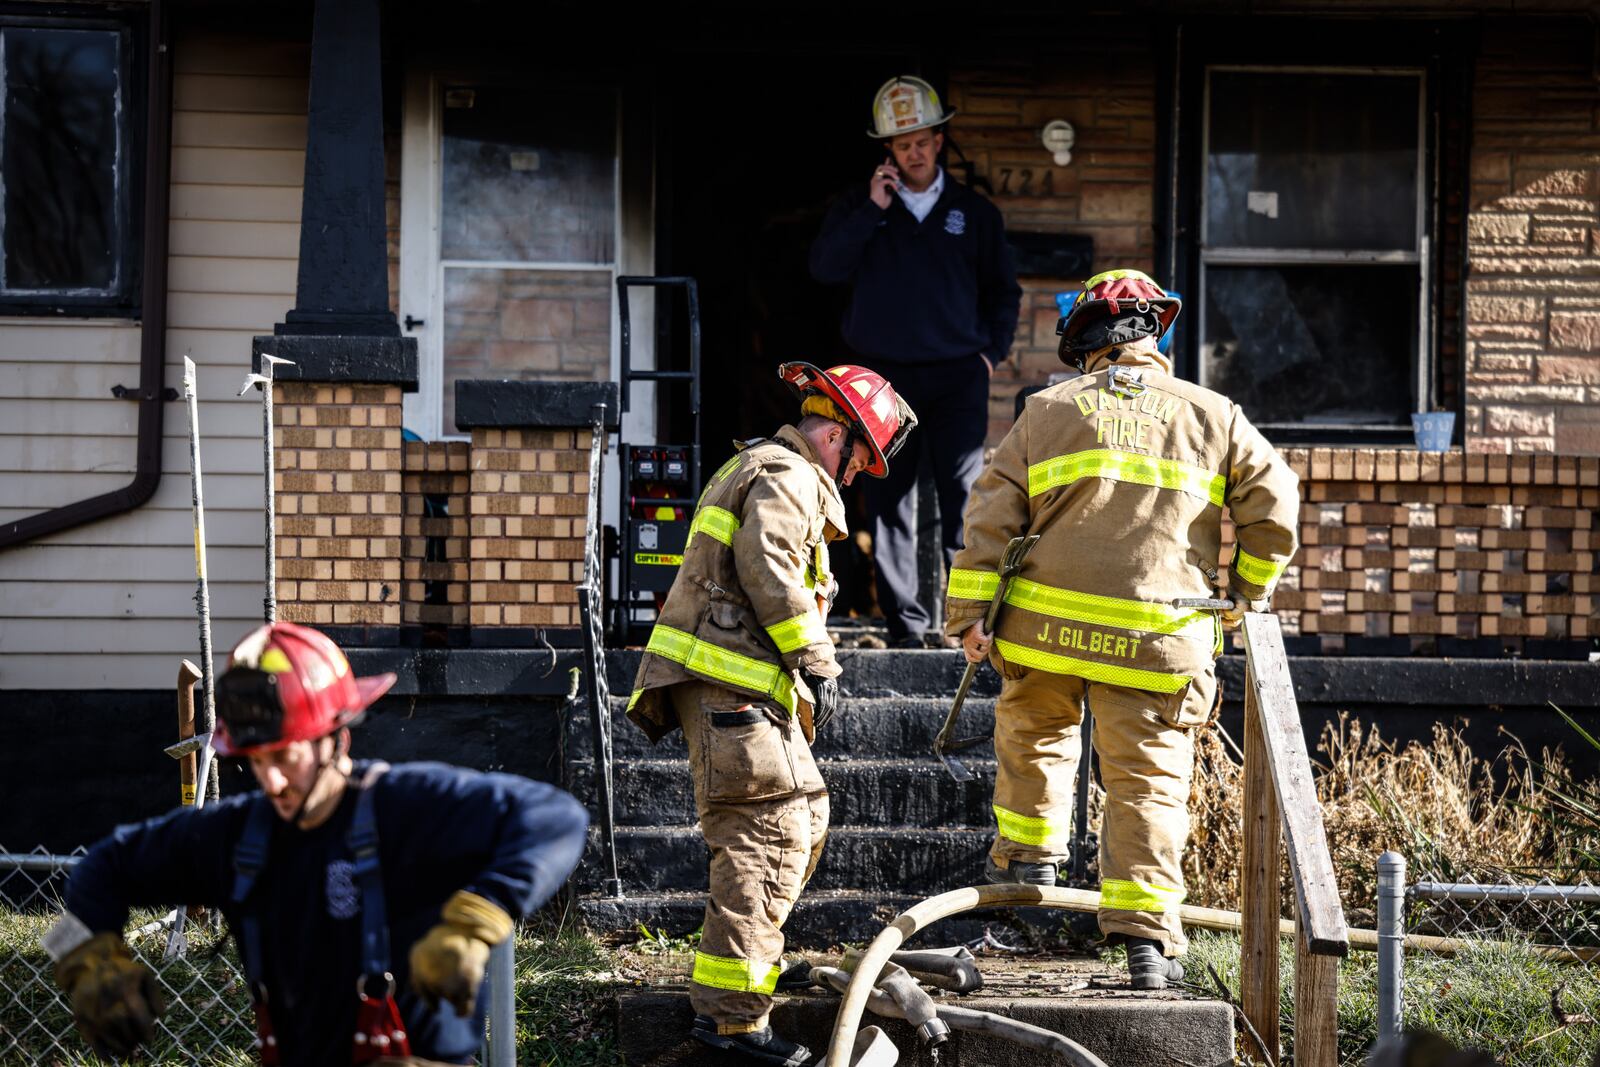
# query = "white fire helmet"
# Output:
<box><xmin>868</xmin><ymin>75</ymin><xmax>956</xmax><ymax>139</ymax></box>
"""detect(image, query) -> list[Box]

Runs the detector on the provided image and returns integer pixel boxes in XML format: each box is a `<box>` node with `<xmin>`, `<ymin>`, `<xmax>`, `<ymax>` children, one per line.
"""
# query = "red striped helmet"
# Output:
<box><xmin>779</xmin><ymin>362</ymin><xmax>917</xmax><ymax>478</ymax></box>
<box><xmin>214</xmin><ymin>622</ymin><xmax>395</xmax><ymax>756</ymax></box>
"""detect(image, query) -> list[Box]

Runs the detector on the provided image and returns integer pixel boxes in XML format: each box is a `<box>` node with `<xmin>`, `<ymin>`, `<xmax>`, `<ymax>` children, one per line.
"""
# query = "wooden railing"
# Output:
<box><xmin>1240</xmin><ymin>613</ymin><xmax>1350</xmax><ymax>1066</ymax></box>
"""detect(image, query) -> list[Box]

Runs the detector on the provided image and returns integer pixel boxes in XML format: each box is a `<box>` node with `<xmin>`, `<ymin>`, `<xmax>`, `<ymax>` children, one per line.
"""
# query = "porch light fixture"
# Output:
<box><xmin>1041</xmin><ymin>120</ymin><xmax>1076</xmax><ymax>166</ymax></box>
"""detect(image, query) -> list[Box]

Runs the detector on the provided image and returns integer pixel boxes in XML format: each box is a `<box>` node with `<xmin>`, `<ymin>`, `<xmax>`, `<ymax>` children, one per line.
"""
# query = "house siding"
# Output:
<box><xmin>0</xmin><ymin>31</ymin><xmax>308</xmax><ymax>689</ymax></box>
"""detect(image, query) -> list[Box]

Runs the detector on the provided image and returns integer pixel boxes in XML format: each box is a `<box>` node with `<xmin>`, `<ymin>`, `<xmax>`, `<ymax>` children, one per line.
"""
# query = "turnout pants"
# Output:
<box><xmin>859</xmin><ymin>354</ymin><xmax>990</xmax><ymax>641</ymax></box>
<box><xmin>988</xmin><ymin>666</ymin><xmax>1216</xmax><ymax>955</ymax></box>
<box><xmin>671</xmin><ymin>681</ymin><xmax>829</xmax><ymax>1034</ymax></box>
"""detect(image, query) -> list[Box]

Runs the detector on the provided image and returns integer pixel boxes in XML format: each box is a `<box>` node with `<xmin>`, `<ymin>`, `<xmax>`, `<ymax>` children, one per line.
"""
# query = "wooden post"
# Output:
<box><xmin>1296</xmin><ymin>915</ymin><xmax>1340</xmax><ymax>1067</ymax></box>
<box><xmin>1241</xmin><ymin>654</ymin><xmax>1282</xmax><ymax>1063</ymax></box>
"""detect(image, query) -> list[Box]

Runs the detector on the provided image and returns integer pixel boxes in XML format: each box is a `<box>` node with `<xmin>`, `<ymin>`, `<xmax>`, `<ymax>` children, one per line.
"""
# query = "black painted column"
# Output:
<box><xmin>280</xmin><ymin>0</ymin><xmax>394</xmax><ymax>337</ymax></box>
<box><xmin>254</xmin><ymin>0</ymin><xmax>415</xmax><ymax>389</ymax></box>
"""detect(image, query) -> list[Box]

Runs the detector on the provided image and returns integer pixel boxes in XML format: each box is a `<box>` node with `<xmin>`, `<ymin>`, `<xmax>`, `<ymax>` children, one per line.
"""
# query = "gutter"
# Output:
<box><xmin>0</xmin><ymin>0</ymin><xmax>173</xmax><ymax>550</ymax></box>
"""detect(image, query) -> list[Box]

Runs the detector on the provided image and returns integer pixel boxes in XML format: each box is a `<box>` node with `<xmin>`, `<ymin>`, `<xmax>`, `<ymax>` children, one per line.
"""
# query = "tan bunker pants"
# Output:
<box><xmin>988</xmin><ymin>666</ymin><xmax>1215</xmax><ymax>955</ymax></box>
<box><xmin>671</xmin><ymin>681</ymin><xmax>829</xmax><ymax>1034</ymax></box>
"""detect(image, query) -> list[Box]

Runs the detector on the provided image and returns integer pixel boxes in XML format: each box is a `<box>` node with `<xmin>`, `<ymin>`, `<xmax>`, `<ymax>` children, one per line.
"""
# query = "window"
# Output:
<box><xmin>1198</xmin><ymin>68</ymin><xmax>1427</xmax><ymax>437</ymax></box>
<box><xmin>0</xmin><ymin>16</ymin><xmax>139</xmax><ymax>315</ymax></box>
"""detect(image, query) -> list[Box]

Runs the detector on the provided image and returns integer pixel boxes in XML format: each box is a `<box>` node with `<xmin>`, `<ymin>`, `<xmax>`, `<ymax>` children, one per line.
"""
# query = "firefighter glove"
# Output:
<box><xmin>805</xmin><ymin>671</ymin><xmax>840</xmax><ymax>732</ymax></box>
<box><xmin>409</xmin><ymin>890</ymin><xmax>514</xmax><ymax>1017</ymax></box>
<box><xmin>55</xmin><ymin>931</ymin><xmax>164</xmax><ymax>1059</ymax></box>
<box><xmin>1221</xmin><ymin>597</ymin><xmax>1268</xmax><ymax>631</ymax></box>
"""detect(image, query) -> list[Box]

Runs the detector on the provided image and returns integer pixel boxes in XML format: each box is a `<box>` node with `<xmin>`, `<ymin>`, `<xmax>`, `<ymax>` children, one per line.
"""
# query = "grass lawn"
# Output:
<box><xmin>6</xmin><ymin>907</ymin><xmax>1599</xmax><ymax>1066</ymax></box>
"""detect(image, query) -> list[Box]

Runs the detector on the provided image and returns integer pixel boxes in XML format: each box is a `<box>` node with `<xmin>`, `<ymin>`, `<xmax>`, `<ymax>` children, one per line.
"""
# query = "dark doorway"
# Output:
<box><xmin>655</xmin><ymin>49</ymin><xmax>917</xmax><ymax>477</ymax></box>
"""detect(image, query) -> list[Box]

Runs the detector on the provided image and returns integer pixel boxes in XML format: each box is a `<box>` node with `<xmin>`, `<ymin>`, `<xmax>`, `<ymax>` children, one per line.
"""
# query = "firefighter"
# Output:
<box><xmin>45</xmin><ymin>622</ymin><xmax>588</xmax><ymax>1065</ymax></box>
<box><xmin>627</xmin><ymin>362</ymin><xmax>915</xmax><ymax>1066</ymax></box>
<box><xmin>946</xmin><ymin>269</ymin><xmax>1299</xmax><ymax>990</ymax></box>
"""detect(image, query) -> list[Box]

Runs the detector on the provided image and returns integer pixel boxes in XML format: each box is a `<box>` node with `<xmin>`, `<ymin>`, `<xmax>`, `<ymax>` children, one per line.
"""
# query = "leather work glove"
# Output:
<box><xmin>409</xmin><ymin>890</ymin><xmax>514</xmax><ymax>1017</ymax></box>
<box><xmin>1221</xmin><ymin>597</ymin><xmax>1269</xmax><ymax>631</ymax></box>
<box><xmin>55</xmin><ymin>931</ymin><xmax>165</xmax><ymax>1059</ymax></box>
<box><xmin>804</xmin><ymin>670</ymin><xmax>840</xmax><ymax>732</ymax></box>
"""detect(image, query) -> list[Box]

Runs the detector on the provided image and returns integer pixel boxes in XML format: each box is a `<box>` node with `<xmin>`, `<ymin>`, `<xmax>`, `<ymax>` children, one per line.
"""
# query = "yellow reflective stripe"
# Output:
<box><xmin>626</xmin><ymin>688</ymin><xmax>643</xmax><ymax>711</ymax></box>
<box><xmin>766</xmin><ymin>611</ymin><xmax>828</xmax><ymax>654</ymax></box>
<box><xmin>1100</xmin><ymin>878</ymin><xmax>1186</xmax><ymax>913</ymax></box>
<box><xmin>691</xmin><ymin>951</ymin><xmax>780</xmax><ymax>994</ymax></box>
<box><xmin>1233</xmin><ymin>548</ymin><xmax>1284</xmax><ymax>588</ymax></box>
<box><xmin>687</xmin><ymin>506</ymin><xmax>740</xmax><ymax>548</ymax></box>
<box><xmin>993</xmin><ymin>804</ymin><xmax>1066</xmax><ymax>848</ymax></box>
<box><xmin>1027</xmin><ymin>449</ymin><xmax>1224</xmax><ymax>508</ymax></box>
<box><xmin>1005</xmin><ymin>578</ymin><xmax>1214</xmax><ymax>641</ymax></box>
<box><xmin>644</xmin><ymin>625</ymin><xmax>796</xmax><ymax>715</ymax></box>
<box><xmin>948</xmin><ymin>568</ymin><xmax>1000</xmax><ymax>602</ymax></box>
<box><xmin>994</xmin><ymin>638</ymin><xmax>1189</xmax><ymax>695</ymax></box>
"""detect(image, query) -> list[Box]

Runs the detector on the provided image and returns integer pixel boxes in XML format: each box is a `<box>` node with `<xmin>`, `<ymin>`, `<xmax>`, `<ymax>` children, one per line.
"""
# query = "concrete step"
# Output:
<box><xmin>570</xmin><ymin>695</ymin><xmax>999</xmax><ymax>762</ymax></box>
<box><xmin>578</xmin><ymin>826</ymin><xmax>994</xmax><ymax>895</ymax></box>
<box><xmin>604</xmin><ymin>647</ymin><xmax>999</xmax><ymax>700</ymax></box>
<box><xmin>579</xmin><ymin>888</ymin><xmax>1071</xmax><ymax>947</ymax></box>
<box><xmin>571</xmin><ymin>756</ymin><xmax>998</xmax><ymax>827</ymax></box>
<box><xmin>615</xmin><ymin>987</ymin><xmax>1235</xmax><ymax>1067</ymax></box>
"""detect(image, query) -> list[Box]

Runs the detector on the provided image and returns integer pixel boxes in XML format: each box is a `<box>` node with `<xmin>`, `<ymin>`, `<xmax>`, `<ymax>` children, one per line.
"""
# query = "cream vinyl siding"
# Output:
<box><xmin>0</xmin><ymin>33</ymin><xmax>308</xmax><ymax>689</ymax></box>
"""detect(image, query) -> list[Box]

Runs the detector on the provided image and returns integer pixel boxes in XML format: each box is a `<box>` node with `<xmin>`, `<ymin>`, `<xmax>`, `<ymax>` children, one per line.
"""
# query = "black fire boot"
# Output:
<box><xmin>1125</xmin><ymin>936</ymin><xmax>1185</xmax><ymax>990</ymax></box>
<box><xmin>690</xmin><ymin>1015</ymin><xmax>816</xmax><ymax>1067</ymax></box>
<box><xmin>984</xmin><ymin>855</ymin><xmax>1059</xmax><ymax>886</ymax></box>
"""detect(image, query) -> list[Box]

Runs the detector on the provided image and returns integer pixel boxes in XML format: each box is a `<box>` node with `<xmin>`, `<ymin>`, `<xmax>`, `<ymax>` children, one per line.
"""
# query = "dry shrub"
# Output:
<box><xmin>1183</xmin><ymin>714</ymin><xmax>1571</xmax><ymax>922</ymax></box>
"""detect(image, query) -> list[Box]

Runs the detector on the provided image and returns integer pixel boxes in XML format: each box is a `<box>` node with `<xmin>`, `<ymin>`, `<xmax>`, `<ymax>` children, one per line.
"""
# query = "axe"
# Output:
<box><xmin>932</xmin><ymin>534</ymin><xmax>1039</xmax><ymax>782</ymax></box>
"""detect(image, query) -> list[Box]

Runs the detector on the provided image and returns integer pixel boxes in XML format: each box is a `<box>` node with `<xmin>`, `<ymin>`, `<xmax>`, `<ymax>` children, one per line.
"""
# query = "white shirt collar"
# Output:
<box><xmin>896</xmin><ymin>166</ymin><xmax>945</xmax><ymax>223</ymax></box>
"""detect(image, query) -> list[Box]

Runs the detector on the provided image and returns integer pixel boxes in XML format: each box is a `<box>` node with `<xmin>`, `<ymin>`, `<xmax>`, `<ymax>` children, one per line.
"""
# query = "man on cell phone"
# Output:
<box><xmin>809</xmin><ymin>75</ymin><xmax>1021</xmax><ymax>649</ymax></box>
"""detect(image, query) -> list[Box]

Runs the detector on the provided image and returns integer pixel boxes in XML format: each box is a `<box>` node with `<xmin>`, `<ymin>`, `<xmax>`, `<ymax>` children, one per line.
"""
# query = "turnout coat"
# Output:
<box><xmin>946</xmin><ymin>349</ymin><xmax>1299</xmax><ymax>708</ymax></box>
<box><xmin>627</xmin><ymin>424</ymin><xmax>846</xmax><ymax>744</ymax></box>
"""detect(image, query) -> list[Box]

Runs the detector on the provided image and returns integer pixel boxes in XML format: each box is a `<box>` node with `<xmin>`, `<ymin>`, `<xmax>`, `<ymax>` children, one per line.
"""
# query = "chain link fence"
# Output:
<box><xmin>0</xmin><ymin>846</ymin><xmax>256</xmax><ymax>1065</ymax></box>
<box><xmin>1379</xmin><ymin>855</ymin><xmax>1600</xmax><ymax>1066</ymax></box>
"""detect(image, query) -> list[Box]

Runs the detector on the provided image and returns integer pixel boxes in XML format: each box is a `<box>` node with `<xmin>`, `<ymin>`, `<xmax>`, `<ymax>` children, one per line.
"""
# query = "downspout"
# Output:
<box><xmin>0</xmin><ymin>0</ymin><xmax>172</xmax><ymax>550</ymax></box>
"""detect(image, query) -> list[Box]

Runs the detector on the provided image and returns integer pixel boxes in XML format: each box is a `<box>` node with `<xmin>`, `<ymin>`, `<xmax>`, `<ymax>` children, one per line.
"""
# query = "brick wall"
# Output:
<box><xmin>1465</xmin><ymin>17</ymin><xmax>1600</xmax><ymax>455</ymax></box>
<box><xmin>402</xmin><ymin>440</ymin><xmax>470</xmax><ymax>631</ymax></box>
<box><xmin>950</xmin><ymin>44</ymin><xmax>1156</xmax><ymax>444</ymax></box>
<box><xmin>467</xmin><ymin>428</ymin><xmax>590</xmax><ymax>630</ymax></box>
<box><xmin>274</xmin><ymin>384</ymin><xmax>405</xmax><ymax>630</ymax></box>
<box><xmin>1228</xmin><ymin>450</ymin><xmax>1599</xmax><ymax>655</ymax></box>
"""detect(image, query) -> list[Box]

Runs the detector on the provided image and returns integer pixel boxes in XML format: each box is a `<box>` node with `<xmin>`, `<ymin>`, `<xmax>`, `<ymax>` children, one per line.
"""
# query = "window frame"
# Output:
<box><xmin>0</xmin><ymin>7</ymin><xmax>144</xmax><ymax>318</ymax></box>
<box><xmin>1196</xmin><ymin>64</ymin><xmax>1429</xmax><ymax>439</ymax></box>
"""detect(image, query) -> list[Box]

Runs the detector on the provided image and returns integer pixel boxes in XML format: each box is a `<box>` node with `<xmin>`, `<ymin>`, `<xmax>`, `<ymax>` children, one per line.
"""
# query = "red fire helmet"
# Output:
<box><xmin>214</xmin><ymin>622</ymin><xmax>396</xmax><ymax>757</ymax></box>
<box><xmin>779</xmin><ymin>362</ymin><xmax>917</xmax><ymax>478</ymax></box>
<box><xmin>1056</xmin><ymin>268</ymin><xmax>1181</xmax><ymax>368</ymax></box>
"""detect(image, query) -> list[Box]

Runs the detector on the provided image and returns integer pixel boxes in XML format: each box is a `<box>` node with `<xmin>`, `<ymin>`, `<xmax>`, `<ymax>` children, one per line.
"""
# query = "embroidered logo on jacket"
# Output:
<box><xmin>944</xmin><ymin>209</ymin><xmax>966</xmax><ymax>235</ymax></box>
<box><xmin>326</xmin><ymin>860</ymin><xmax>359</xmax><ymax>920</ymax></box>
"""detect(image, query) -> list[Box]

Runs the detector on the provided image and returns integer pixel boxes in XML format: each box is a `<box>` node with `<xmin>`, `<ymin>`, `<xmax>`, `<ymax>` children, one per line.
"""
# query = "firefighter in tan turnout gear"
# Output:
<box><xmin>627</xmin><ymin>362</ymin><xmax>916</xmax><ymax>1067</ymax></box>
<box><xmin>947</xmin><ymin>269</ymin><xmax>1299</xmax><ymax>990</ymax></box>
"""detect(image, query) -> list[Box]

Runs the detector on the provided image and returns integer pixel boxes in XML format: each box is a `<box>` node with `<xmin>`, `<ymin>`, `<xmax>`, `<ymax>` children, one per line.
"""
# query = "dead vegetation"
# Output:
<box><xmin>1183</xmin><ymin>714</ymin><xmax>1578</xmax><ymax>920</ymax></box>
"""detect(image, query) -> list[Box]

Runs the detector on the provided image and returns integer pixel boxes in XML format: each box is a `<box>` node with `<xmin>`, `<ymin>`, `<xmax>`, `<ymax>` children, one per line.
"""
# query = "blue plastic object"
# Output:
<box><xmin>1411</xmin><ymin>412</ymin><xmax>1455</xmax><ymax>452</ymax></box>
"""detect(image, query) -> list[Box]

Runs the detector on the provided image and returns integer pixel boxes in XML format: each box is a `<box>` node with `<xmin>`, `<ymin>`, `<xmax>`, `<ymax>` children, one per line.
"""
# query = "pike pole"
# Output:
<box><xmin>183</xmin><ymin>356</ymin><xmax>218</xmax><ymax>803</ymax></box>
<box><xmin>239</xmin><ymin>355</ymin><xmax>292</xmax><ymax>622</ymax></box>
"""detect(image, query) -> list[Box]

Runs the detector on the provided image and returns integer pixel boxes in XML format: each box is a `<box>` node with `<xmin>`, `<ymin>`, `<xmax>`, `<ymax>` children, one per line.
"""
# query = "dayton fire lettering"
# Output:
<box><xmin>1074</xmin><ymin>388</ymin><xmax>1181</xmax><ymax>451</ymax></box>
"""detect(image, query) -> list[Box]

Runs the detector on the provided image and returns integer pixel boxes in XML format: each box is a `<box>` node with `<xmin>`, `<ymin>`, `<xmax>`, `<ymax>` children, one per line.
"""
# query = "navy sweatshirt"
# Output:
<box><xmin>65</xmin><ymin>761</ymin><xmax>588</xmax><ymax>1065</ymax></box>
<box><xmin>809</xmin><ymin>176</ymin><xmax>1021</xmax><ymax>367</ymax></box>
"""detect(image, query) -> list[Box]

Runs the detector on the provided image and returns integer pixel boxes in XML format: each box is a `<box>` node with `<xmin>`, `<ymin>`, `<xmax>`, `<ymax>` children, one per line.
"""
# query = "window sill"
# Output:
<box><xmin>0</xmin><ymin>315</ymin><xmax>140</xmax><ymax>328</ymax></box>
<box><xmin>1278</xmin><ymin>447</ymin><xmax>1598</xmax><ymax>486</ymax></box>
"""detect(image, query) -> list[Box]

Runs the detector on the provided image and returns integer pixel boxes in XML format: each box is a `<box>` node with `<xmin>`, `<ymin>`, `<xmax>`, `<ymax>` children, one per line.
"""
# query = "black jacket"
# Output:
<box><xmin>65</xmin><ymin>761</ymin><xmax>588</xmax><ymax>1065</ymax></box>
<box><xmin>809</xmin><ymin>175</ymin><xmax>1021</xmax><ymax>366</ymax></box>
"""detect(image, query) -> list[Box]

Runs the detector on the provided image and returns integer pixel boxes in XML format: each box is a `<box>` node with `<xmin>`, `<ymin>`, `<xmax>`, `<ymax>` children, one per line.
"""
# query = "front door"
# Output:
<box><xmin>399</xmin><ymin>74</ymin><xmax>634</xmax><ymax>439</ymax></box>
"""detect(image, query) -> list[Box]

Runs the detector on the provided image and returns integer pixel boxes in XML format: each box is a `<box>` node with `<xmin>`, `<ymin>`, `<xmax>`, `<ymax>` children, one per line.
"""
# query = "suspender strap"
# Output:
<box><xmin>348</xmin><ymin>762</ymin><xmax>392</xmax><ymax>977</ymax></box>
<box><xmin>231</xmin><ymin>795</ymin><xmax>276</xmax><ymax>990</ymax></box>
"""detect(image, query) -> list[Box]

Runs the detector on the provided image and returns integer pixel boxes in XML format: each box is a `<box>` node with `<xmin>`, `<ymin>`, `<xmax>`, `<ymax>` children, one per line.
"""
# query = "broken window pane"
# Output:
<box><xmin>1206</xmin><ymin>71</ymin><xmax>1419</xmax><ymax>251</ymax></box>
<box><xmin>1202</xmin><ymin>265</ymin><xmax>1415</xmax><ymax>427</ymax></box>
<box><xmin>441</xmin><ymin>84</ymin><xmax>616</xmax><ymax>264</ymax></box>
<box><xmin>2</xmin><ymin>27</ymin><xmax>122</xmax><ymax>294</ymax></box>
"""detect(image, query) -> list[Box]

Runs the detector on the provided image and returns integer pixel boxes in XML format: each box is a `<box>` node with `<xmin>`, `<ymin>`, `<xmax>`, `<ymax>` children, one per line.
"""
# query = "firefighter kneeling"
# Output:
<box><xmin>947</xmin><ymin>269</ymin><xmax>1299</xmax><ymax>989</ymax></box>
<box><xmin>627</xmin><ymin>362</ymin><xmax>915</xmax><ymax>1066</ymax></box>
<box><xmin>46</xmin><ymin>622</ymin><xmax>588</xmax><ymax>1065</ymax></box>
